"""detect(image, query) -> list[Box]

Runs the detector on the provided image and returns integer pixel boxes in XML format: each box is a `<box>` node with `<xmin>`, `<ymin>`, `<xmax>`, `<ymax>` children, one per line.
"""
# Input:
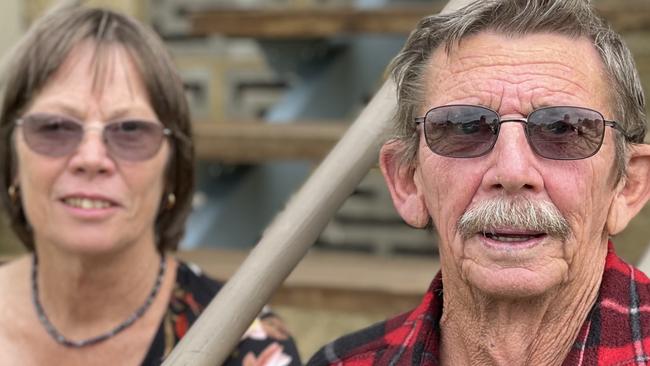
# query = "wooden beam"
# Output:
<box><xmin>176</xmin><ymin>248</ymin><xmax>435</xmax><ymax>296</ymax></box>
<box><xmin>190</xmin><ymin>6</ymin><xmax>441</xmax><ymax>38</ymax></box>
<box><xmin>193</xmin><ymin>121</ymin><xmax>348</xmax><ymax>163</ymax></box>
<box><xmin>597</xmin><ymin>1</ymin><xmax>650</xmax><ymax>33</ymax></box>
<box><xmin>190</xmin><ymin>2</ymin><xmax>650</xmax><ymax>39</ymax></box>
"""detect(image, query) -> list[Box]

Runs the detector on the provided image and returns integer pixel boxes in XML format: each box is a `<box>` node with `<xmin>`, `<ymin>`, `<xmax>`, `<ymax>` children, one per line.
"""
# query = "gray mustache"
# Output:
<box><xmin>457</xmin><ymin>197</ymin><xmax>571</xmax><ymax>241</ymax></box>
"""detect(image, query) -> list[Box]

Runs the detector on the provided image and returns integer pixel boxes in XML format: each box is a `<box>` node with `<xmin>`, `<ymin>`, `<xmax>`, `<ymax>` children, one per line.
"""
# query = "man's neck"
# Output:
<box><xmin>439</xmin><ymin>259</ymin><xmax>605</xmax><ymax>366</ymax></box>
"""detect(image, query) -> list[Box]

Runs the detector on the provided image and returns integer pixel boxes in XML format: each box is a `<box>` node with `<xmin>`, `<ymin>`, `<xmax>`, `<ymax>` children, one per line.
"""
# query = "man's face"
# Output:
<box><xmin>398</xmin><ymin>32</ymin><xmax>620</xmax><ymax>298</ymax></box>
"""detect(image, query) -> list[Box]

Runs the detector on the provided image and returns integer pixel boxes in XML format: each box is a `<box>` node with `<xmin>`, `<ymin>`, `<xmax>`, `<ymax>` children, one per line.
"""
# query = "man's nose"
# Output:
<box><xmin>482</xmin><ymin>122</ymin><xmax>545</xmax><ymax>194</ymax></box>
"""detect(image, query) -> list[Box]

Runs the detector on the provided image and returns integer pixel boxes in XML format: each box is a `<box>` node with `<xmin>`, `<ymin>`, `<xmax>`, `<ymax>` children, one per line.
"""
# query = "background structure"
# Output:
<box><xmin>1</xmin><ymin>0</ymin><xmax>649</xmax><ymax>359</ymax></box>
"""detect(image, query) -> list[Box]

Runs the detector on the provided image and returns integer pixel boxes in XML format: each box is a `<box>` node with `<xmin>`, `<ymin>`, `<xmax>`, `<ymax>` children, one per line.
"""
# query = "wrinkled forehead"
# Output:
<box><xmin>421</xmin><ymin>31</ymin><xmax>612</xmax><ymax>116</ymax></box>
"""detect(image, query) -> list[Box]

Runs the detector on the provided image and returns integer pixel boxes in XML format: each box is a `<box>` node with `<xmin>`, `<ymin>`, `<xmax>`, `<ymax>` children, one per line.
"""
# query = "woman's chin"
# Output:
<box><xmin>44</xmin><ymin>233</ymin><xmax>131</xmax><ymax>257</ymax></box>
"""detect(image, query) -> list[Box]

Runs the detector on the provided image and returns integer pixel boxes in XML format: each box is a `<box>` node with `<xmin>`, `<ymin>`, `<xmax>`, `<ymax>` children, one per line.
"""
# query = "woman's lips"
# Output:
<box><xmin>62</xmin><ymin>197</ymin><xmax>115</xmax><ymax>209</ymax></box>
<box><xmin>59</xmin><ymin>195</ymin><xmax>120</xmax><ymax>220</ymax></box>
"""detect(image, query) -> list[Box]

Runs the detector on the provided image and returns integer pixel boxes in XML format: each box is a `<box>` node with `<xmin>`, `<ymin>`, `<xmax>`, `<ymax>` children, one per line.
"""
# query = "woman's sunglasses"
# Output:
<box><xmin>16</xmin><ymin>113</ymin><xmax>171</xmax><ymax>161</ymax></box>
<box><xmin>415</xmin><ymin>105</ymin><xmax>629</xmax><ymax>160</ymax></box>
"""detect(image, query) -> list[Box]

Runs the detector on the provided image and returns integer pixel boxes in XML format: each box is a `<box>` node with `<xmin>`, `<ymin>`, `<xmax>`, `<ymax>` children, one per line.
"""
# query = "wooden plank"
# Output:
<box><xmin>24</xmin><ymin>0</ymin><xmax>149</xmax><ymax>23</ymax></box>
<box><xmin>193</xmin><ymin>121</ymin><xmax>349</xmax><ymax>162</ymax></box>
<box><xmin>175</xmin><ymin>248</ymin><xmax>437</xmax><ymax>310</ymax></box>
<box><xmin>190</xmin><ymin>3</ymin><xmax>650</xmax><ymax>39</ymax></box>
<box><xmin>190</xmin><ymin>6</ymin><xmax>441</xmax><ymax>38</ymax></box>
<box><xmin>597</xmin><ymin>1</ymin><xmax>650</xmax><ymax>33</ymax></box>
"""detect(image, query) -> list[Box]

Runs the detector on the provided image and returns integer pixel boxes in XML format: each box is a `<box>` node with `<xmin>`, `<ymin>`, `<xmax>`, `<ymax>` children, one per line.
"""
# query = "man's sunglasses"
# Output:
<box><xmin>16</xmin><ymin>113</ymin><xmax>171</xmax><ymax>161</ymax></box>
<box><xmin>414</xmin><ymin>105</ymin><xmax>629</xmax><ymax>160</ymax></box>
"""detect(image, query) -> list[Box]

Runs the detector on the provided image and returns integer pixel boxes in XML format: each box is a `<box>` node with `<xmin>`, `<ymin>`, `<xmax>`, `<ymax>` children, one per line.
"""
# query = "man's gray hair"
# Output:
<box><xmin>389</xmin><ymin>0</ymin><xmax>646</xmax><ymax>182</ymax></box>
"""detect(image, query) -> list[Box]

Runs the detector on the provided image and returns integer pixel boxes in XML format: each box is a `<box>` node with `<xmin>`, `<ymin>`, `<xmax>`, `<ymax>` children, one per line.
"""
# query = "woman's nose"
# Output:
<box><xmin>67</xmin><ymin>124</ymin><xmax>115</xmax><ymax>177</ymax></box>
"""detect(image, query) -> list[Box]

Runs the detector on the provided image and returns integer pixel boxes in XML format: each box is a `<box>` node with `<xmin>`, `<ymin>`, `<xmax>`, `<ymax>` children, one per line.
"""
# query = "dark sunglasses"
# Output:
<box><xmin>414</xmin><ymin>105</ymin><xmax>629</xmax><ymax>160</ymax></box>
<box><xmin>16</xmin><ymin>113</ymin><xmax>171</xmax><ymax>161</ymax></box>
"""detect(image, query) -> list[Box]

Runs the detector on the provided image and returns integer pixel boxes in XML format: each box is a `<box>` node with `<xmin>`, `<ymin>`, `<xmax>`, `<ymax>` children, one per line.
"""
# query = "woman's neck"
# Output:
<box><xmin>439</xmin><ymin>255</ymin><xmax>605</xmax><ymax>366</ymax></box>
<box><xmin>33</xmin><ymin>238</ymin><xmax>163</xmax><ymax>341</ymax></box>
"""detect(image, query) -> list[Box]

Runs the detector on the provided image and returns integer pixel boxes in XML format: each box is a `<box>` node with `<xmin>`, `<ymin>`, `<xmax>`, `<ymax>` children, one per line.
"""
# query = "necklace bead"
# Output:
<box><xmin>31</xmin><ymin>254</ymin><xmax>166</xmax><ymax>348</ymax></box>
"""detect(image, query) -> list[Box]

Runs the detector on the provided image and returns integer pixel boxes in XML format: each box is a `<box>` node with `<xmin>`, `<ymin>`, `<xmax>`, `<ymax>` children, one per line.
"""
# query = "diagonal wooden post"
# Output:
<box><xmin>163</xmin><ymin>1</ymin><xmax>475</xmax><ymax>365</ymax></box>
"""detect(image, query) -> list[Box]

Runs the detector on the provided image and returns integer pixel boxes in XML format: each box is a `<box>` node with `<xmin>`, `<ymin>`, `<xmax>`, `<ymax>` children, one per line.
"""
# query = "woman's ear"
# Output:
<box><xmin>607</xmin><ymin>144</ymin><xmax>650</xmax><ymax>235</ymax></box>
<box><xmin>379</xmin><ymin>140</ymin><xmax>429</xmax><ymax>228</ymax></box>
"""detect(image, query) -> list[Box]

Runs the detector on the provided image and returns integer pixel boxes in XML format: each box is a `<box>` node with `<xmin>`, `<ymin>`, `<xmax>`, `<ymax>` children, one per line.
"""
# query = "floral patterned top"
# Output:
<box><xmin>141</xmin><ymin>261</ymin><xmax>302</xmax><ymax>365</ymax></box>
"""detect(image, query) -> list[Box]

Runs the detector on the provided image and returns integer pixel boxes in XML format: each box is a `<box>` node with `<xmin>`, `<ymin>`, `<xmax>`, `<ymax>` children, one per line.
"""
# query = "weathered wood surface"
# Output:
<box><xmin>191</xmin><ymin>6</ymin><xmax>441</xmax><ymax>38</ymax></box>
<box><xmin>597</xmin><ymin>0</ymin><xmax>650</xmax><ymax>33</ymax></box>
<box><xmin>193</xmin><ymin>121</ymin><xmax>348</xmax><ymax>162</ymax></box>
<box><xmin>176</xmin><ymin>248</ymin><xmax>435</xmax><ymax>310</ymax></box>
<box><xmin>190</xmin><ymin>2</ymin><xmax>650</xmax><ymax>39</ymax></box>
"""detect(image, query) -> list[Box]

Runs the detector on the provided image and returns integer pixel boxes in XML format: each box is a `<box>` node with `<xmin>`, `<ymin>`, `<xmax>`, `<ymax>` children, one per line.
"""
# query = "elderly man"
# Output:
<box><xmin>308</xmin><ymin>0</ymin><xmax>650</xmax><ymax>365</ymax></box>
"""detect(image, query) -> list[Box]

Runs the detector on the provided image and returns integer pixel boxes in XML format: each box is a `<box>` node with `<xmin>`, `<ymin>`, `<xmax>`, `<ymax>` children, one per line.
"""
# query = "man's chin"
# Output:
<box><xmin>462</xmin><ymin>264</ymin><xmax>568</xmax><ymax>300</ymax></box>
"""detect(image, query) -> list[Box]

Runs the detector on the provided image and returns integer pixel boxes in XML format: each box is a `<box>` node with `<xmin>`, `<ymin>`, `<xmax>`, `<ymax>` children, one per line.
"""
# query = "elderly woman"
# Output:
<box><xmin>0</xmin><ymin>6</ymin><xmax>300</xmax><ymax>366</ymax></box>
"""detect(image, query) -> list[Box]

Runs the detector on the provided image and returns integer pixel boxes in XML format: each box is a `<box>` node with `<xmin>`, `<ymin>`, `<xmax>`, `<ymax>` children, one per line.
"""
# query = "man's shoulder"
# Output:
<box><xmin>308</xmin><ymin>272</ymin><xmax>444</xmax><ymax>366</ymax></box>
<box><xmin>602</xmin><ymin>248</ymin><xmax>650</xmax><ymax>303</ymax></box>
<box><xmin>307</xmin><ymin>311</ymin><xmax>412</xmax><ymax>366</ymax></box>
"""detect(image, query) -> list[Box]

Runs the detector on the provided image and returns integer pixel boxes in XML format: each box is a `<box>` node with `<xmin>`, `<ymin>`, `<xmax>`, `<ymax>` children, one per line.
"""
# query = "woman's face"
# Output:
<box><xmin>13</xmin><ymin>42</ymin><xmax>170</xmax><ymax>255</ymax></box>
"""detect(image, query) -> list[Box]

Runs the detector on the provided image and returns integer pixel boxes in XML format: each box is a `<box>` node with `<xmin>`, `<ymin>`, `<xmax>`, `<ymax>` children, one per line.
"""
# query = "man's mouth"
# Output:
<box><xmin>456</xmin><ymin>197</ymin><xmax>571</xmax><ymax>242</ymax></box>
<box><xmin>482</xmin><ymin>231</ymin><xmax>547</xmax><ymax>243</ymax></box>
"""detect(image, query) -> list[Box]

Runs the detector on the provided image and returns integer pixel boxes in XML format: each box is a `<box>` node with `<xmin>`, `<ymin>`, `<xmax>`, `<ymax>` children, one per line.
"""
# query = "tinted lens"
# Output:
<box><xmin>104</xmin><ymin>120</ymin><xmax>166</xmax><ymax>161</ymax></box>
<box><xmin>423</xmin><ymin>105</ymin><xmax>499</xmax><ymax>158</ymax></box>
<box><xmin>527</xmin><ymin>107</ymin><xmax>604</xmax><ymax>160</ymax></box>
<box><xmin>20</xmin><ymin>114</ymin><xmax>83</xmax><ymax>157</ymax></box>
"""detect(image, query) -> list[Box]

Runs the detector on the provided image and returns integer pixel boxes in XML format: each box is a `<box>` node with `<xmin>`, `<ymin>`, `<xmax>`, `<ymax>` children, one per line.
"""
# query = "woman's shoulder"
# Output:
<box><xmin>172</xmin><ymin>259</ymin><xmax>224</xmax><ymax>307</ymax></box>
<box><xmin>0</xmin><ymin>253</ymin><xmax>30</xmax><ymax>271</ymax></box>
<box><xmin>0</xmin><ymin>255</ymin><xmax>42</xmax><ymax>352</ymax></box>
<box><xmin>164</xmin><ymin>258</ymin><xmax>303</xmax><ymax>365</ymax></box>
<box><xmin>0</xmin><ymin>255</ymin><xmax>31</xmax><ymax>296</ymax></box>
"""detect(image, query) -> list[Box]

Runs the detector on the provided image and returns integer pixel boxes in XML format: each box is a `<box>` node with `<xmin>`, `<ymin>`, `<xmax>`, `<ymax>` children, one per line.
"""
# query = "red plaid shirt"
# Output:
<box><xmin>308</xmin><ymin>242</ymin><xmax>650</xmax><ymax>365</ymax></box>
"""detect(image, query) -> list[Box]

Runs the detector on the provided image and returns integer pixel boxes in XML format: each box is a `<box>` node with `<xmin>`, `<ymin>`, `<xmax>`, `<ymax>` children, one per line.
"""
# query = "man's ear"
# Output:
<box><xmin>379</xmin><ymin>140</ymin><xmax>429</xmax><ymax>228</ymax></box>
<box><xmin>607</xmin><ymin>144</ymin><xmax>650</xmax><ymax>235</ymax></box>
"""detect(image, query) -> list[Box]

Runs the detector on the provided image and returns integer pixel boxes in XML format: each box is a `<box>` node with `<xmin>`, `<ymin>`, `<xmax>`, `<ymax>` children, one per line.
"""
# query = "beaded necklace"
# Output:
<box><xmin>31</xmin><ymin>254</ymin><xmax>166</xmax><ymax>347</ymax></box>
